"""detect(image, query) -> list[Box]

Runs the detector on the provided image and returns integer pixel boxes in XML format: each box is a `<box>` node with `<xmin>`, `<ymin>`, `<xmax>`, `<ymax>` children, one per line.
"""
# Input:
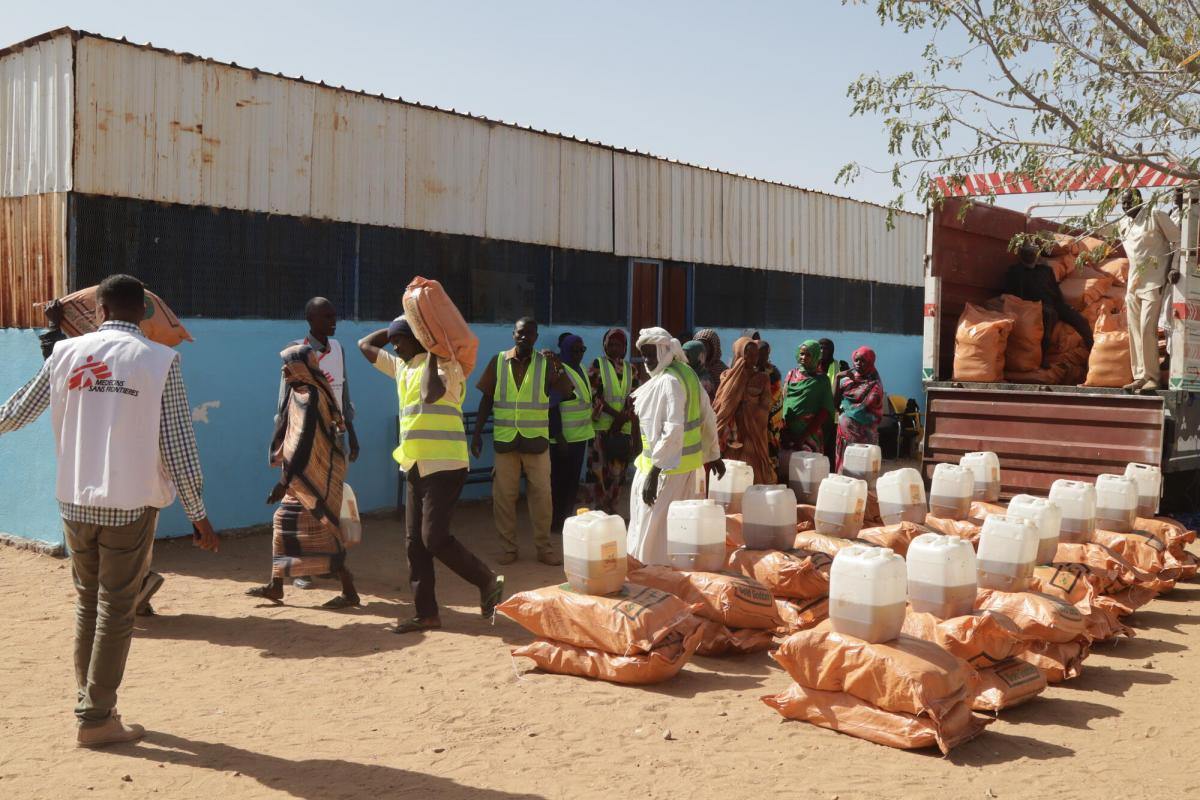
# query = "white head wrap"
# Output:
<box><xmin>635</xmin><ymin>327</ymin><xmax>685</xmax><ymax>377</ymax></box>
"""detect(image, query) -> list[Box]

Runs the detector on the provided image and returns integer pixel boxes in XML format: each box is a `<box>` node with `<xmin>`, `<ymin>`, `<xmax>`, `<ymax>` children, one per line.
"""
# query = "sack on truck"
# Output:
<box><xmin>984</xmin><ymin>294</ymin><xmax>1043</xmax><ymax>373</ymax></box>
<box><xmin>402</xmin><ymin>276</ymin><xmax>480</xmax><ymax>375</ymax></box>
<box><xmin>761</xmin><ymin>683</ymin><xmax>989</xmax><ymax>755</ymax></box>
<box><xmin>952</xmin><ymin>303</ymin><xmax>1013</xmax><ymax>383</ymax></box>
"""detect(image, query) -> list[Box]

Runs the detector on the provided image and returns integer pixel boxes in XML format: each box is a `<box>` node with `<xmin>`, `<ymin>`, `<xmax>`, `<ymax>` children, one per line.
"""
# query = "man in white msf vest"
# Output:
<box><xmin>0</xmin><ymin>274</ymin><xmax>218</xmax><ymax>748</ymax></box>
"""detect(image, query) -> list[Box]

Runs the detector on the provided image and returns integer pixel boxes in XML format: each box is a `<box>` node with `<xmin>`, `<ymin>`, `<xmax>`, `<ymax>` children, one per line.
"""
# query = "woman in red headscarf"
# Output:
<box><xmin>834</xmin><ymin>346</ymin><xmax>886</xmax><ymax>473</ymax></box>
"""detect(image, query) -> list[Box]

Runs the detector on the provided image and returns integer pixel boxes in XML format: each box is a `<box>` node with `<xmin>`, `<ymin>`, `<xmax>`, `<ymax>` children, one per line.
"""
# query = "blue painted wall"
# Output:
<box><xmin>0</xmin><ymin>320</ymin><xmax>921</xmax><ymax>545</ymax></box>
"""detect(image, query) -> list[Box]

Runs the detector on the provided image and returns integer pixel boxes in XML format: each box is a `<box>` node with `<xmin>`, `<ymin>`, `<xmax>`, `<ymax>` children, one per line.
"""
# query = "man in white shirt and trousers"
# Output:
<box><xmin>1113</xmin><ymin>189</ymin><xmax>1181</xmax><ymax>392</ymax></box>
<box><xmin>627</xmin><ymin>328</ymin><xmax>723</xmax><ymax>566</ymax></box>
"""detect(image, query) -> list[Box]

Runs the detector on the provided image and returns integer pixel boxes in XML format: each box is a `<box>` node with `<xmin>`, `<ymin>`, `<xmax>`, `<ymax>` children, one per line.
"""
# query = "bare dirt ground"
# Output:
<box><xmin>2</xmin><ymin>498</ymin><xmax>1199</xmax><ymax>800</ymax></box>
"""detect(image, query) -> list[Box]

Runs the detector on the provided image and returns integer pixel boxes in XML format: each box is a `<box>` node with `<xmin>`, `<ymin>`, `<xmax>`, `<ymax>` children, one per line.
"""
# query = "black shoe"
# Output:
<box><xmin>481</xmin><ymin>575</ymin><xmax>506</xmax><ymax>619</ymax></box>
<box><xmin>136</xmin><ymin>571</ymin><xmax>164</xmax><ymax>615</ymax></box>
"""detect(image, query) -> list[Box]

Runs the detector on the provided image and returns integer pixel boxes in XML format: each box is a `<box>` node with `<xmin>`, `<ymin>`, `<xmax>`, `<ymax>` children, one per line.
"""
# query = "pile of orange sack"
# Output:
<box><xmin>951</xmin><ymin>233</ymin><xmax>1169</xmax><ymax>388</ymax></box>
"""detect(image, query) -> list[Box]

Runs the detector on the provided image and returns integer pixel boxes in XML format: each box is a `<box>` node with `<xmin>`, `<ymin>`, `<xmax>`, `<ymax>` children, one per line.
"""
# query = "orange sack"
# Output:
<box><xmin>512</xmin><ymin>623</ymin><xmax>702</xmax><ymax>685</ymax></box>
<box><xmin>901</xmin><ymin>610</ymin><xmax>1026</xmax><ymax>669</ymax></box>
<box><xmin>726</xmin><ymin>548</ymin><xmax>831</xmax><ymax>600</ymax></box>
<box><xmin>1060</xmin><ymin>268</ymin><xmax>1113</xmax><ymax>311</ymax></box>
<box><xmin>974</xmin><ymin>588</ymin><xmax>1087</xmax><ymax>644</ymax></box>
<box><xmin>1032</xmin><ymin>565</ymin><xmax>1132</xmax><ymax>642</ymax></box>
<box><xmin>402</xmin><ymin>276</ymin><xmax>480</xmax><ymax>375</ymax></box>
<box><xmin>1089</xmin><ymin>529</ymin><xmax>1178</xmax><ymax>592</ymax></box>
<box><xmin>626</xmin><ymin>566</ymin><xmax>782</xmax><ymax>630</ymax></box>
<box><xmin>1020</xmin><ymin>639</ymin><xmax>1089</xmax><ymax>684</ymax></box>
<box><xmin>772</xmin><ymin>623</ymin><xmax>974</xmax><ymax>720</ymax></box>
<box><xmin>1096</xmin><ymin>257</ymin><xmax>1130</xmax><ymax>286</ymax></box>
<box><xmin>50</xmin><ymin>286</ymin><xmax>192</xmax><ymax>347</ymax></box>
<box><xmin>791</xmin><ymin>530</ymin><xmax>860</xmax><ymax>557</ymax></box>
<box><xmin>924</xmin><ymin>515</ymin><xmax>983</xmax><ymax>546</ymax></box>
<box><xmin>856</xmin><ymin>522</ymin><xmax>930</xmax><ymax>557</ymax></box>
<box><xmin>972</xmin><ymin>659</ymin><xmax>1047</xmax><ymax>713</ymax></box>
<box><xmin>775</xmin><ymin>596</ymin><xmax>830</xmax><ymax>635</ymax></box>
<box><xmin>692</xmin><ymin>618</ymin><xmax>776</xmax><ymax>657</ymax></box>
<box><xmin>953</xmin><ymin>303</ymin><xmax>1014</xmax><ymax>383</ymax></box>
<box><xmin>1085</xmin><ymin>310</ymin><xmax>1134</xmax><ymax>388</ymax></box>
<box><xmin>498</xmin><ymin>583</ymin><xmax>698</xmax><ymax>655</ymax></box>
<box><xmin>1051</xmin><ymin>542</ymin><xmax>1151</xmax><ymax>595</ymax></box>
<box><xmin>762</xmin><ymin>684</ymin><xmax>989</xmax><ymax>755</ymax></box>
<box><xmin>986</xmin><ymin>294</ymin><xmax>1043</xmax><ymax>372</ymax></box>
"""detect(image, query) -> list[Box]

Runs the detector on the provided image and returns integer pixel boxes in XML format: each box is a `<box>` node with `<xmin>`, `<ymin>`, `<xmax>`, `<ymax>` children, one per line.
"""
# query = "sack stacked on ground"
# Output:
<box><xmin>500</xmin><ymin>583</ymin><xmax>702</xmax><ymax>684</ymax></box>
<box><xmin>1089</xmin><ymin>528</ymin><xmax>1180</xmax><ymax>594</ymax></box>
<box><xmin>726</xmin><ymin>548</ymin><xmax>832</xmax><ymax>600</ymax></box>
<box><xmin>923</xmin><ymin>514</ymin><xmax>985</xmax><ymax>546</ymax></box>
<box><xmin>1033</xmin><ymin>565</ymin><xmax>1132</xmax><ymax>642</ymax></box>
<box><xmin>626</xmin><ymin>565</ymin><xmax>782</xmax><ymax>630</ymax></box>
<box><xmin>953</xmin><ymin>303</ymin><xmax>1014</xmax><ymax>383</ymax></box>
<box><xmin>626</xmin><ymin>565</ymin><xmax>781</xmax><ymax>657</ymax></box>
<box><xmin>856</xmin><ymin>522</ymin><xmax>930</xmax><ymax>557</ymax></box>
<box><xmin>975</xmin><ymin>588</ymin><xmax>1091</xmax><ymax>683</ymax></box>
<box><xmin>763</xmin><ymin>623</ymin><xmax>989</xmax><ymax>753</ymax></box>
<box><xmin>51</xmin><ymin>286</ymin><xmax>193</xmax><ymax>347</ymax></box>
<box><xmin>1137</xmin><ymin>517</ymin><xmax>1199</xmax><ymax>580</ymax></box>
<box><xmin>402</xmin><ymin>276</ymin><xmax>480</xmax><ymax>375</ymax></box>
<box><xmin>901</xmin><ymin>609</ymin><xmax>1043</xmax><ymax>713</ymax></box>
<box><xmin>986</xmin><ymin>295</ymin><xmax>1043</xmax><ymax>372</ymax></box>
<box><xmin>774</xmin><ymin>596</ymin><xmax>831</xmax><ymax>634</ymax></box>
<box><xmin>791</xmin><ymin>529</ymin><xmax>862</xmax><ymax>557</ymax></box>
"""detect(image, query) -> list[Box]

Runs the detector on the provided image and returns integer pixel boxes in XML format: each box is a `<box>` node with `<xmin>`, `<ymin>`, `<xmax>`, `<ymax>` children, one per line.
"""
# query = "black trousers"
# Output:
<box><xmin>550</xmin><ymin>441</ymin><xmax>588</xmax><ymax>531</ymax></box>
<box><xmin>406</xmin><ymin>466</ymin><xmax>494</xmax><ymax>619</ymax></box>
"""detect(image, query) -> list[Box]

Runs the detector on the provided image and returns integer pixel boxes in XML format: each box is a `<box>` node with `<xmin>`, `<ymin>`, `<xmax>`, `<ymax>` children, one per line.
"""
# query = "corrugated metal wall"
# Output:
<box><xmin>67</xmin><ymin>34</ymin><xmax>924</xmax><ymax>286</ymax></box>
<box><xmin>0</xmin><ymin>35</ymin><xmax>74</xmax><ymax>198</ymax></box>
<box><xmin>0</xmin><ymin>193</ymin><xmax>67</xmax><ymax>327</ymax></box>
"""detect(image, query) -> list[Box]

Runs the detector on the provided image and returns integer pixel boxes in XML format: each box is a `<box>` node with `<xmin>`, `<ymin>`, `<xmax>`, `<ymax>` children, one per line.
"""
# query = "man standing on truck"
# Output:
<box><xmin>1004</xmin><ymin>243</ymin><xmax>1094</xmax><ymax>365</ymax></box>
<box><xmin>1112</xmin><ymin>189</ymin><xmax>1181</xmax><ymax>392</ymax></box>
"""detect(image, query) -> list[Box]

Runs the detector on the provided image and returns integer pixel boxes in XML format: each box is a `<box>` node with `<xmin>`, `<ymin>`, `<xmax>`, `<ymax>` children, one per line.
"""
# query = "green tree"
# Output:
<box><xmin>840</xmin><ymin>1</ymin><xmax>1200</xmax><ymax>213</ymax></box>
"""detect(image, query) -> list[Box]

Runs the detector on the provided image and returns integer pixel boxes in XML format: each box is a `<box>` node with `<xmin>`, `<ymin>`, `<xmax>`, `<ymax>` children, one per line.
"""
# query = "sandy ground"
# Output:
<box><xmin>3</xmin><ymin>498</ymin><xmax>1200</xmax><ymax>800</ymax></box>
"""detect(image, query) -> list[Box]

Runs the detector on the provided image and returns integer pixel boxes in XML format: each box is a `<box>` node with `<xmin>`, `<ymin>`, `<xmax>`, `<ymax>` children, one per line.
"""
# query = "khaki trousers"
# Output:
<box><xmin>492</xmin><ymin>450</ymin><xmax>552</xmax><ymax>556</ymax></box>
<box><xmin>1126</xmin><ymin>283</ymin><xmax>1165</xmax><ymax>383</ymax></box>
<box><xmin>64</xmin><ymin>509</ymin><xmax>158</xmax><ymax>725</ymax></box>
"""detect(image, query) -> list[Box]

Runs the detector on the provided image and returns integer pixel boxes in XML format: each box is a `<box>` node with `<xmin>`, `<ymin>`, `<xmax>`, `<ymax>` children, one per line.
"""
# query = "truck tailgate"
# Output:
<box><xmin>923</xmin><ymin>385</ymin><xmax>1164</xmax><ymax>497</ymax></box>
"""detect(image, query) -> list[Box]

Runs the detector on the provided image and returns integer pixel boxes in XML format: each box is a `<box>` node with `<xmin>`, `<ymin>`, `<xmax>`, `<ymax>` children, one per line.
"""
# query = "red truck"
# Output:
<box><xmin>921</xmin><ymin>189</ymin><xmax>1200</xmax><ymax>511</ymax></box>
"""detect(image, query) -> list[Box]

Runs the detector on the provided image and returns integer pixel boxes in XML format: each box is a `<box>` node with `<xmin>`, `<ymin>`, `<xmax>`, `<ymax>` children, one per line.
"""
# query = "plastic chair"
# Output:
<box><xmin>886</xmin><ymin>394</ymin><xmax>923</xmax><ymax>459</ymax></box>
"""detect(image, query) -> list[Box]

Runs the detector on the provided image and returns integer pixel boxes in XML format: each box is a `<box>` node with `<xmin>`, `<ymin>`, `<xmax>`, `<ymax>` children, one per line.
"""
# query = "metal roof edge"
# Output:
<box><xmin>2</xmin><ymin>27</ymin><xmax>918</xmax><ymax>221</ymax></box>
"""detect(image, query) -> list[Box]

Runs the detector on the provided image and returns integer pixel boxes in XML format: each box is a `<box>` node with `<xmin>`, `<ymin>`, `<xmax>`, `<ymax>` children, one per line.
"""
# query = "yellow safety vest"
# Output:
<box><xmin>552</xmin><ymin>364</ymin><xmax>595</xmax><ymax>444</ymax></box>
<box><xmin>594</xmin><ymin>357</ymin><xmax>633</xmax><ymax>434</ymax></box>
<box><xmin>393</xmin><ymin>356</ymin><xmax>468</xmax><ymax>465</ymax></box>
<box><xmin>636</xmin><ymin>362</ymin><xmax>703</xmax><ymax>475</ymax></box>
<box><xmin>493</xmin><ymin>352</ymin><xmax>550</xmax><ymax>443</ymax></box>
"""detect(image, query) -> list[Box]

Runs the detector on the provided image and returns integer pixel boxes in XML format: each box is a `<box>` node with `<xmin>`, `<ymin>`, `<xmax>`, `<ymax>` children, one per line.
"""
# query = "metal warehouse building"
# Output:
<box><xmin>0</xmin><ymin>28</ymin><xmax>925</xmax><ymax>546</ymax></box>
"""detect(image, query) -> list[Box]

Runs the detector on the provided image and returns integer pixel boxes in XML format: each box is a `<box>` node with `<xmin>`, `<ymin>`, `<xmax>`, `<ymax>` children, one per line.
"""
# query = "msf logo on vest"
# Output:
<box><xmin>67</xmin><ymin>356</ymin><xmax>140</xmax><ymax>397</ymax></box>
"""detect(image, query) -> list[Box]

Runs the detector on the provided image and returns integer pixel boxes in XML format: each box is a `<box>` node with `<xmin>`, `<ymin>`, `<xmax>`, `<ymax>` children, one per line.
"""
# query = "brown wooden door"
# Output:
<box><xmin>661</xmin><ymin>263</ymin><xmax>688</xmax><ymax>337</ymax></box>
<box><xmin>630</xmin><ymin>260</ymin><xmax>659</xmax><ymax>343</ymax></box>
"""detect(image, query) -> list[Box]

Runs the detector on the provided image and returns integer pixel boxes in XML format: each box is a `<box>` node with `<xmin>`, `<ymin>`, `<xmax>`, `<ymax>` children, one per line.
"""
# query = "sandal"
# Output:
<box><xmin>320</xmin><ymin>594</ymin><xmax>361</xmax><ymax>610</ymax></box>
<box><xmin>481</xmin><ymin>575</ymin><xmax>505</xmax><ymax>619</ymax></box>
<box><xmin>246</xmin><ymin>585</ymin><xmax>283</xmax><ymax>604</ymax></box>
<box><xmin>391</xmin><ymin>617</ymin><xmax>441</xmax><ymax>634</ymax></box>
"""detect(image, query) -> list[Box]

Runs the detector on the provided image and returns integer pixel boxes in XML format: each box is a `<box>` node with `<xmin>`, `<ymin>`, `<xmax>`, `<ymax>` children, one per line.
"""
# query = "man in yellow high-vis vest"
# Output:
<box><xmin>627</xmin><ymin>327</ymin><xmax>723</xmax><ymax>566</ymax></box>
<box><xmin>473</xmin><ymin>317</ymin><xmax>574</xmax><ymax>566</ymax></box>
<box><xmin>549</xmin><ymin>333</ymin><xmax>594</xmax><ymax>533</ymax></box>
<box><xmin>360</xmin><ymin>316</ymin><xmax>503</xmax><ymax>635</ymax></box>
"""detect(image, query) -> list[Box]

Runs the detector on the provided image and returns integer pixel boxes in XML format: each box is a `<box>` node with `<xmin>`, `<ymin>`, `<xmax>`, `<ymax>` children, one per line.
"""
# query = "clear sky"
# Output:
<box><xmin>5</xmin><ymin>0</ymin><xmax>939</xmax><ymax>209</ymax></box>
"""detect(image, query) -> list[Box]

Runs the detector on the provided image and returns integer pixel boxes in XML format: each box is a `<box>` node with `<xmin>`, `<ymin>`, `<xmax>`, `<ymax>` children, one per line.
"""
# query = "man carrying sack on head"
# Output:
<box><xmin>0</xmin><ymin>274</ymin><xmax>218</xmax><ymax>748</ymax></box>
<box><xmin>360</xmin><ymin>316</ymin><xmax>504</xmax><ymax>635</ymax></box>
<box><xmin>626</xmin><ymin>327</ymin><xmax>723</xmax><ymax>566</ymax></box>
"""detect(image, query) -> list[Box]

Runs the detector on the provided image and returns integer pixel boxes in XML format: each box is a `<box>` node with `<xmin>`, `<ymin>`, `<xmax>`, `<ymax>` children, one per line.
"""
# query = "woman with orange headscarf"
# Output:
<box><xmin>712</xmin><ymin>337</ymin><xmax>773</xmax><ymax>483</ymax></box>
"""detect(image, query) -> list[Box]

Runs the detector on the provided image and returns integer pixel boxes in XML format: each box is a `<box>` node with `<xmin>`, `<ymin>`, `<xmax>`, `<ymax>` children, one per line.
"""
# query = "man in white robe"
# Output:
<box><xmin>627</xmin><ymin>328</ymin><xmax>723</xmax><ymax>565</ymax></box>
